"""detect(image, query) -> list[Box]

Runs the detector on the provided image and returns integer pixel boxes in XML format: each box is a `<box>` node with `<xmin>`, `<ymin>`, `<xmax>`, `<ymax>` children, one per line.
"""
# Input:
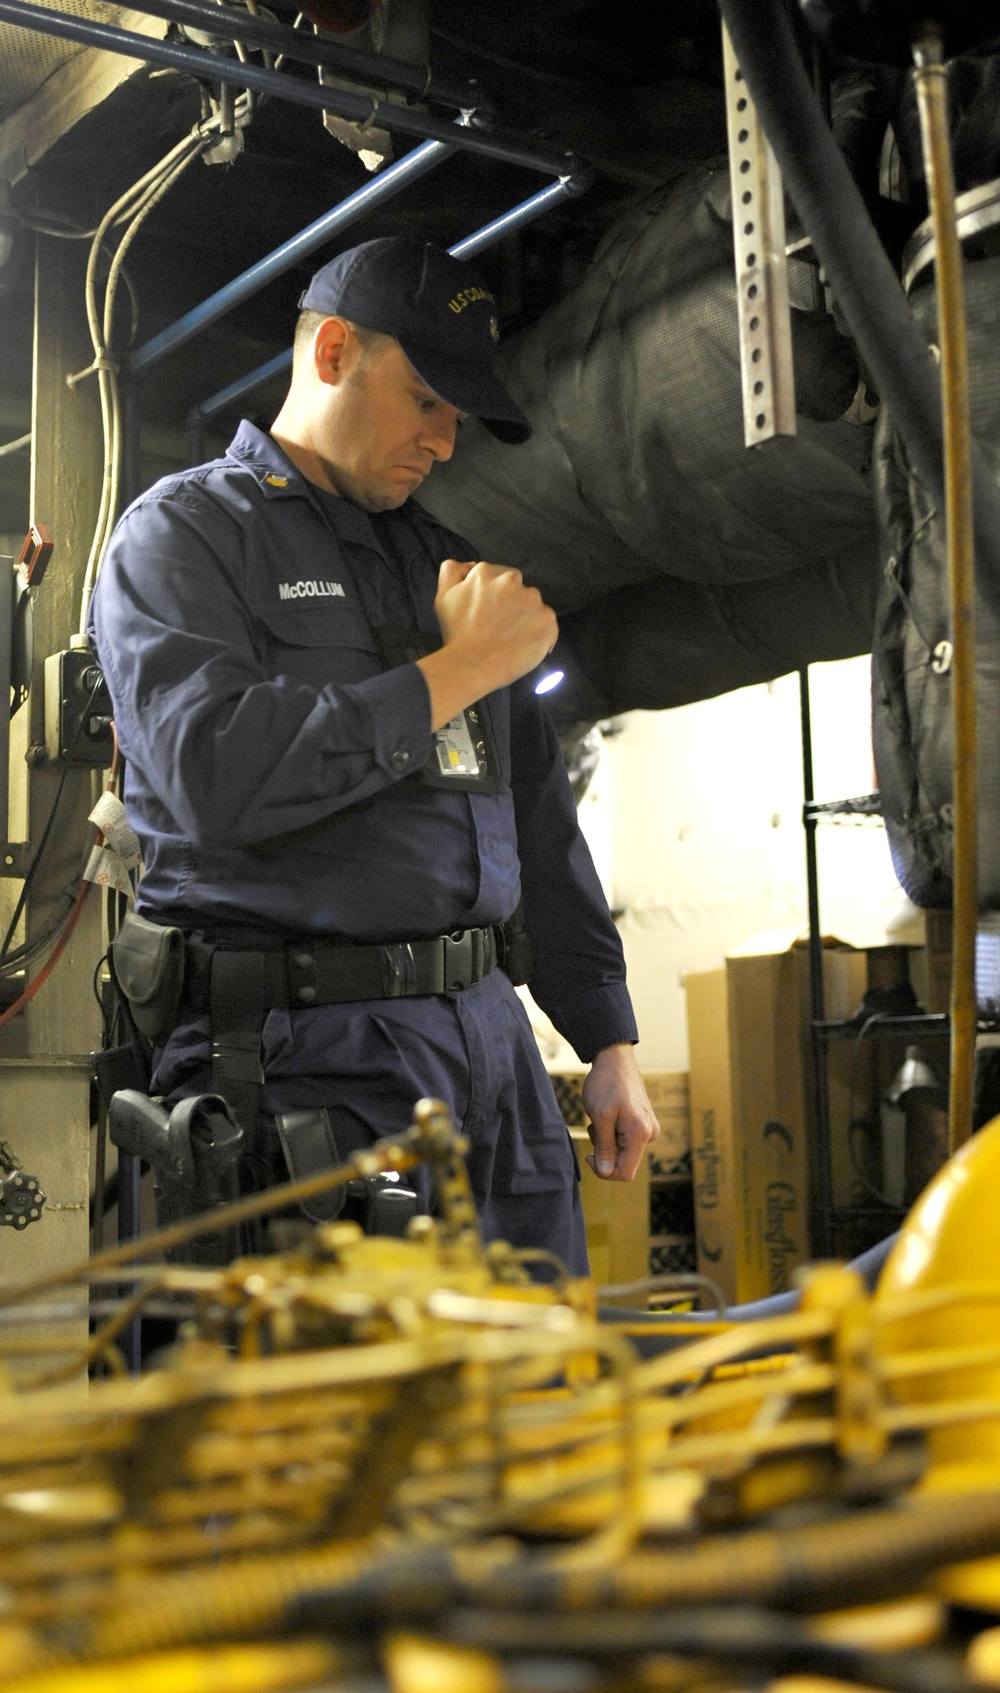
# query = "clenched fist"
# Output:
<box><xmin>416</xmin><ymin>558</ymin><xmax>559</xmax><ymax>730</ymax></box>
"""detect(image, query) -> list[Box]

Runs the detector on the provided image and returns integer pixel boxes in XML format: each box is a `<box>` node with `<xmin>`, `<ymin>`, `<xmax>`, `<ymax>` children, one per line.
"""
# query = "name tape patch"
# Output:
<box><xmin>278</xmin><ymin>580</ymin><xmax>346</xmax><ymax>601</ymax></box>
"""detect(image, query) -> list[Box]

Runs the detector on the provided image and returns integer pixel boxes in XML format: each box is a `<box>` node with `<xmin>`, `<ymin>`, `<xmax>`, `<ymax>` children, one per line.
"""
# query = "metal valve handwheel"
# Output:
<box><xmin>0</xmin><ymin>1170</ymin><xmax>45</xmax><ymax>1229</ymax></box>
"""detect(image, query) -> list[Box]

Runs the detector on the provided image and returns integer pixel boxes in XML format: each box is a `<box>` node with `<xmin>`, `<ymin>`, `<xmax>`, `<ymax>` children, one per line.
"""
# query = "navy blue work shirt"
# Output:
<box><xmin>88</xmin><ymin>421</ymin><xmax>636</xmax><ymax>1063</ymax></box>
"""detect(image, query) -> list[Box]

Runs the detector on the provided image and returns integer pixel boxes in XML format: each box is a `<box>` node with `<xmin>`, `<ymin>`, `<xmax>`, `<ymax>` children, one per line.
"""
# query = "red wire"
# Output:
<box><xmin>0</xmin><ymin>880</ymin><xmax>91</xmax><ymax>1031</ymax></box>
<box><xmin>0</xmin><ymin>721</ymin><xmax>122</xmax><ymax>1033</ymax></box>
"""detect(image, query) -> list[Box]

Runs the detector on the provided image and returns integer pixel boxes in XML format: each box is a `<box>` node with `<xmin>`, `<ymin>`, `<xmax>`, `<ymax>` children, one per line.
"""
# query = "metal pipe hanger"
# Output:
<box><xmin>3</xmin><ymin>0</ymin><xmax>596</xmax><ymax>483</ymax></box>
<box><xmin>0</xmin><ymin>0</ymin><xmax>588</xmax><ymax>186</ymax></box>
<box><xmin>113</xmin><ymin>0</ymin><xmax>483</xmax><ymax>113</ymax></box>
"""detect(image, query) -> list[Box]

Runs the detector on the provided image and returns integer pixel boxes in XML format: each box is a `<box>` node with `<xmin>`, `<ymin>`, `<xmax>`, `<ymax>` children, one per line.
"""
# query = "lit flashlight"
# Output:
<box><xmin>533</xmin><ymin>662</ymin><xmax>564</xmax><ymax>696</ymax></box>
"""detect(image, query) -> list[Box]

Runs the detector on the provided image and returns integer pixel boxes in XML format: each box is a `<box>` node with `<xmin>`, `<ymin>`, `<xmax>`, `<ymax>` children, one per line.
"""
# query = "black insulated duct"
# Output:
<box><xmin>419</xmin><ymin>164</ymin><xmax>880</xmax><ymax>718</ymax></box>
<box><xmin>717</xmin><ymin>0</ymin><xmax>1000</xmax><ymax>617</ymax></box>
<box><xmin>873</xmin><ymin>255</ymin><xmax>1000</xmax><ymax>908</ymax></box>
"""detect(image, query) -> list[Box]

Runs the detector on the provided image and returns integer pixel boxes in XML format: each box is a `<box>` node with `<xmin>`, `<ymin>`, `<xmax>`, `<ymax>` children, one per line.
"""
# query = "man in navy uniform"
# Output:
<box><xmin>89</xmin><ymin>236</ymin><xmax>658</xmax><ymax>1270</ymax></box>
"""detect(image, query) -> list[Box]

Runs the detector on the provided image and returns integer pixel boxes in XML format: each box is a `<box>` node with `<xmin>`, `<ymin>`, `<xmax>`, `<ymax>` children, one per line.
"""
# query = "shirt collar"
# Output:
<box><xmin>225</xmin><ymin>418</ymin><xmax>420</xmax><ymax>555</ymax></box>
<box><xmin>226</xmin><ymin>420</ymin><xmax>307</xmax><ymax>498</ymax></box>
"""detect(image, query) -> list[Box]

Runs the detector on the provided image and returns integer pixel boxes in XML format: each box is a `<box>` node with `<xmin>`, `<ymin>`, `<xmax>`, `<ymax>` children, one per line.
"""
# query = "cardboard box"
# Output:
<box><xmin>727</xmin><ymin>940</ymin><xmax>812</xmax><ymax>1302</ymax></box>
<box><xmin>570</xmin><ymin>1128</ymin><xmax>650</xmax><ymax>1287</ymax></box>
<box><xmin>685</xmin><ymin>970</ymin><xmax>739</xmax><ymax>1301</ymax></box>
<box><xmin>685</xmin><ymin>933</ymin><xmax>869</xmax><ymax>1304</ymax></box>
<box><xmin>644</xmin><ymin>1071</ymin><xmax>692</xmax><ymax>1174</ymax></box>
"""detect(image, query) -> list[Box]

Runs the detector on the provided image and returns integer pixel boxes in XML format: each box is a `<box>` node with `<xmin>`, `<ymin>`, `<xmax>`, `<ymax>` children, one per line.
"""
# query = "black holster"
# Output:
<box><xmin>276</xmin><ymin>1107</ymin><xmax>418</xmax><ymax>1237</ymax></box>
<box><xmin>498</xmin><ymin>900</ymin><xmax>533</xmax><ymax>987</ymax></box>
<box><xmin>109</xmin><ymin>1089</ymin><xmax>243</xmax><ymax>1265</ymax></box>
<box><xmin>109</xmin><ymin>913</ymin><xmax>460</xmax><ymax>1243</ymax></box>
<box><xmin>109</xmin><ymin>910</ymin><xmax>185</xmax><ymax>1043</ymax></box>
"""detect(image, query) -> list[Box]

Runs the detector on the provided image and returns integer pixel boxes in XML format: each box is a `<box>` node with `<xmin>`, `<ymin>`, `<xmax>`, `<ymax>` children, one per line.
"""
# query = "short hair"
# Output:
<box><xmin>293</xmin><ymin>309</ymin><xmax>392</xmax><ymax>368</ymax></box>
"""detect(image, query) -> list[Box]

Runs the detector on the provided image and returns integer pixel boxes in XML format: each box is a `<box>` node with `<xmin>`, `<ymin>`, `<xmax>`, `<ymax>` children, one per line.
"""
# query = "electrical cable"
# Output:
<box><xmin>103</xmin><ymin>142</ymin><xmax>205</xmax><ymax>349</ymax></box>
<box><xmin>0</xmin><ymin>675</ymin><xmax>103</xmax><ymax>971</ymax></box>
<box><xmin>98</xmin><ymin>139</ymin><xmax>211</xmax><ymax>576</ymax></box>
<box><xmin>74</xmin><ymin>94</ymin><xmax>253</xmax><ymax>634</ymax></box>
<box><xmin>0</xmin><ymin>889</ymin><xmax>80</xmax><ymax>975</ymax></box>
<box><xmin>848</xmin><ymin>1120</ymin><xmax>899</xmax><ymax>1211</ymax></box>
<box><xmin>0</xmin><ymin>881</ymin><xmax>91</xmax><ymax>1033</ymax></box>
<box><xmin>0</xmin><ymin>720</ymin><xmax>122</xmax><ymax>1033</ymax></box>
<box><xmin>77</xmin><ymin>131</ymin><xmax>209</xmax><ymax>632</ymax></box>
<box><xmin>0</xmin><ymin>713</ymin><xmax>121</xmax><ymax>977</ymax></box>
<box><xmin>92</xmin><ymin>947</ymin><xmax>109</xmax><ymax>1025</ymax></box>
<box><xmin>20</xmin><ymin>218</ymin><xmax>141</xmax><ymax>347</ymax></box>
<box><xmin>21</xmin><ymin>210</ymin><xmax>104</xmax><ymax>238</ymax></box>
<box><xmin>18</xmin><ymin>183</ymin><xmax>197</xmax><ymax>242</ymax></box>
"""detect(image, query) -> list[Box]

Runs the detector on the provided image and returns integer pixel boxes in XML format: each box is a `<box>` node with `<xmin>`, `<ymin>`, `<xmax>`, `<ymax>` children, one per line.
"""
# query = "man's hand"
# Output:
<box><xmin>583</xmin><ymin>1043</ymin><xmax>660</xmax><ymax>1181</ymax></box>
<box><xmin>416</xmin><ymin>558</ymin><xmax>558</xmax><ymax>730</ymax></box>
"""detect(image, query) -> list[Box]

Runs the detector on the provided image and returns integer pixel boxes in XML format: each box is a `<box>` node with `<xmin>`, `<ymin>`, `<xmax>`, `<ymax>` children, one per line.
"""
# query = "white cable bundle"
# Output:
<box><xmin>74</xmin><ymin>83</ymin><xmax>255</xmax><ymax>633</ymax></box>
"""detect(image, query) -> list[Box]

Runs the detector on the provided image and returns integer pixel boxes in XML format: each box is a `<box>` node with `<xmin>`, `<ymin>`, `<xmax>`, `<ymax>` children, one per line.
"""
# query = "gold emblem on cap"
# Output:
<box><xmin>447</xmin><ymin>285</ymin><xmax>495</xmax><ymax>315</ymax></box>
<box><xmin>489</xmin><ymin>315</ymin><xmax>500</xmax><ymax>343</ymax></box>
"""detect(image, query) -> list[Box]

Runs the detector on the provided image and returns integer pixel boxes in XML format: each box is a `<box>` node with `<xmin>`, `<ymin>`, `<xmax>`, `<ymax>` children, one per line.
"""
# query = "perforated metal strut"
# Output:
<box><xmin>722</xmin><ymin>22</ymin><xmax>797</xmax><ymax>447</ymax></box>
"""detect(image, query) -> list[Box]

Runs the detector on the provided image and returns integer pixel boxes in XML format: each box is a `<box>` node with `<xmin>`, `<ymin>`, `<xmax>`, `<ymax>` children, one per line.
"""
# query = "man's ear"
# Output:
<box><xmin>313</xmin><ymin>316</ymin><xmax>352</xmax><ymax>387</ymax></box>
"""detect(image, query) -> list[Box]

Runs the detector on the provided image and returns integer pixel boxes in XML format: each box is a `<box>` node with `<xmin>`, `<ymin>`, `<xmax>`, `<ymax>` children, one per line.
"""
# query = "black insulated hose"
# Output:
<box><xmin>444</xmin><ymin>1606</ymin><xmax>982</xmax><ymax>1693</ymax></box>
<box><xmin>292</xmin><ymin>1489</ymin><xmax>1000</xmax><ymax>1628</ymax></box>
<box><xmin>716</xmin><ymin>0</ymin><xmax>1000</xmax><ymax>617</ymax></box>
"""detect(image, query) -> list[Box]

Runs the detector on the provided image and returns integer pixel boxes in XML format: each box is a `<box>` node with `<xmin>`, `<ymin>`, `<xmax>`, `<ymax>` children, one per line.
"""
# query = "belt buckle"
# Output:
<box><xmin>442</xmin><ymin>928</ymin><xmax>477</xmax><ymax>992</ymax></box>
<box><xmin>382</xmin><ymin>941</ymin><xmax>418</xmax><ymax>997</ymax></box>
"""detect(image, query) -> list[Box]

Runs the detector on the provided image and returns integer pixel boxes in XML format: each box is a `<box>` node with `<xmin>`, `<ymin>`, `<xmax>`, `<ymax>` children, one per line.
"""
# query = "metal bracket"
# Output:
<box><xmin>722</xmin><ymin>21</ymin><xmax>797</xmax><ymax>446</ymax></box>
<box><xmin>803</xmin><ymin>793</ymin><xmax>883</xmax><ymax>824</ymax></box>
<box><xmin>902</xmin><ymin>171</ymin><xmax>1000</xmax><ymax>295</ymax></box>
<box><xmin>0</xmin><ymin>843</ymin><xmax>29</xmax><ymax>878</ymax></box>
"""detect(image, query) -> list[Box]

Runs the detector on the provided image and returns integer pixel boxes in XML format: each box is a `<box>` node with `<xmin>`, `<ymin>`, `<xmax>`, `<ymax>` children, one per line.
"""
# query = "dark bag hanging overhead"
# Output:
<box><xmin>417</xmin><ymin>161</ymin><xmax>881</xmax><ymax>717</ymax></box>
<box><xmin>871</xmin><ymin>253</ymin><xmax>1000</xmax><ymax>909</ymax></box>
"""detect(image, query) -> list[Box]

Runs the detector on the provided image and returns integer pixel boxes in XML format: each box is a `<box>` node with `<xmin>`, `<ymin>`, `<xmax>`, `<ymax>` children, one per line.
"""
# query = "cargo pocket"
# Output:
<box><xmin>489</xmin><ymin>976</ymin><xmax>578</xmax><ymax>1197</ymax></box>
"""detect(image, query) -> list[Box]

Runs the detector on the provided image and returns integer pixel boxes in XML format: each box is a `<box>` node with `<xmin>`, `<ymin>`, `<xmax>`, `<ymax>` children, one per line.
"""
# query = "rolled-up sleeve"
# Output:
<box><xmin>88</xmin><ymin>491</ymin><xmax>433</xmax><ymax>847</ymax></box>
<box><xmin>509</xmin><ymin>681</ymin><xmax>638</xmax><ymax>1063</ymax></box>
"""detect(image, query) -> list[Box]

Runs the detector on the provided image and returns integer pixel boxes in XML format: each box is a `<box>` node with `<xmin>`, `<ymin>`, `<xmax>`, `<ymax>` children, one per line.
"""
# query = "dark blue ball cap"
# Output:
<box><xmin>299</xmin><ymin>236</ymin><xmax>531</xmax><ymax>445</ymax></box>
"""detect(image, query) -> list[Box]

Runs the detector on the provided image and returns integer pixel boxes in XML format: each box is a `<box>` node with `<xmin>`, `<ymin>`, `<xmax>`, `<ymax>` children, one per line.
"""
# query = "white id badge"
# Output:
<box><xmin>433</xmin><ymin>711</ymin><xmax>481</xmax><ymax>778</ymax></box>
<box><xmin>375</xmin><ymin>627</ymin><xmax>498</xmax><ymax>794</ymax></box>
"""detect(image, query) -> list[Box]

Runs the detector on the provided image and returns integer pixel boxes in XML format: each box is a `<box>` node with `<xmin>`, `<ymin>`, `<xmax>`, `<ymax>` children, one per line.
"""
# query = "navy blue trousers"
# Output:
<box><xmin>152</xmin><ymin>966</ymin><xmax>588</xmax><ymax>1275</ymax></box>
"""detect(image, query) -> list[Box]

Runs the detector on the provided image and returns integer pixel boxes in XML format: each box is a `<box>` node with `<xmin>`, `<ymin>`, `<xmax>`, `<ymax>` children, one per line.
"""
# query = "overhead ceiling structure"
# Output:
<box><xmin>0</xmin><ymin>0</ymin><xmax>168</xmax><ymax>183</ymax></box>
<box><xmin>1</xmin><ymin>0</ymin><xmax>999</xmax><ymax>716</ymax></box>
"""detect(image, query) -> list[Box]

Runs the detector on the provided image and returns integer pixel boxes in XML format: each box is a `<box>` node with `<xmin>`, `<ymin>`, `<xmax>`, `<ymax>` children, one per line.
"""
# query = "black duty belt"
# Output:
<box><xmin>198</xmin><ymin>926</ymin><xmax>498</xmax><ymax>1138</ymax></box>
<box><xmin>190</xmin><ymin>924</ymin><xmax>497</xmax><ymax>1015</ymax></box>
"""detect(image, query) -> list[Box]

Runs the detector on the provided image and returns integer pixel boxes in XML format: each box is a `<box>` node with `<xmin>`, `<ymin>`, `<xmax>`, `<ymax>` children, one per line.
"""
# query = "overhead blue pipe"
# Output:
<box><xmin>0</xmin><ymin>0</ymin><xmax>581</xmax><ymax>180</ymax></box>
<box><xmin>131</xmin><ymin>138</ymin><xmax>452</xmax><ymax>376</ymax></box>
<box><xmin>448</xmin><ymin>177</ymin><xmax>577</xmax><ymax>261</ymax></box>
<box><xmin>197</xmin><ymin>349</ymin><xmax>293</xmax><ymax>424</ymax></box>
<box><xmin>188</xmin><ymin>173</ymin><xmax>582</xmax><ymax>448</ymax></box>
